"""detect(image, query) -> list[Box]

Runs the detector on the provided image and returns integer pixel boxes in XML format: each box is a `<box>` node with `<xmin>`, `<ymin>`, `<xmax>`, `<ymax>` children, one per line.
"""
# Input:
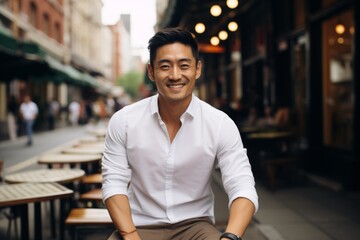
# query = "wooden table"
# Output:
<box><xmin>4</xmin><ymin>169</ymin><xmax>85</xmax><ymax>184</ymax></box>
<box><xmin>246</xmin><ymin>131</ymin><xmax>294</xmax><ymax>140</ymax></box>
<box><xmin>74</xmin><ymin>142</ymin><xmax>104</xmax><ymax>149</ymax></box>
<box><xmin>246</xmin><ymin>131</ymin><xmax>297</xmax><ymax>190</ymax></box>
<box><xmin>38</xmin><ymin>153</ymin><xmax>102</xmax><ymax>173</ymax></box>
<box><xmin>62</xmin><ymin>147</ymin><xmax>104</xmax><ymax>155</ymax></box>
<box><xmin>4</xmin><ymin>169</ymin><xmax>85</xmax><ymax>239</ymax></box>
<box><xmin>0</xmin><ymin>182</ymin><xmax>73</xmax><ymax>240</ymax></box>
<box><xmin>79</xmin><ymin>136</ymin><xmax>103</xmax><ymax>143</ymax></box>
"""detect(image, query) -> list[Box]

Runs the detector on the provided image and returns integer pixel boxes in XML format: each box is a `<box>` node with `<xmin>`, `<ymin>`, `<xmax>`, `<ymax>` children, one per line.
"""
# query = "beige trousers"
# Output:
<box><xmin>108</xmin><ymin>217</ymin><xmax>221</xmax><ymax>240</ymax></box>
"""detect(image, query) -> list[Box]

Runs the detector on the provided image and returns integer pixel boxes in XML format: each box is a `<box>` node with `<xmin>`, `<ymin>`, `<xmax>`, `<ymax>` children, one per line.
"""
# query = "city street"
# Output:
<box><xmin>0</xmin><ymin>123</ymin><xmax>359</xmax><ymax>239</ymax></box>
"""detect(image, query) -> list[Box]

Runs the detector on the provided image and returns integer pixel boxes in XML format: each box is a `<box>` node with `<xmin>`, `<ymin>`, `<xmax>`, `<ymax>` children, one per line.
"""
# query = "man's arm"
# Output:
<box><xmin>105</xmin><ymin>194</ymin><xmax>141</xmax><ymax>240</ymax></box>
<box><xmin>221</xmin><ymin>197</ymin><xmax>255</xmax><ymax>239</ymax></box>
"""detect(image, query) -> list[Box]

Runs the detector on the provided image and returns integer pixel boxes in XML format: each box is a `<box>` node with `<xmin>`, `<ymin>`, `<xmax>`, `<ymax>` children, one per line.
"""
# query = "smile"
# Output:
<box><xmin>167</xmin><ymin>83</ymin><xmax>186</xmax><ymax>89</ymax></box>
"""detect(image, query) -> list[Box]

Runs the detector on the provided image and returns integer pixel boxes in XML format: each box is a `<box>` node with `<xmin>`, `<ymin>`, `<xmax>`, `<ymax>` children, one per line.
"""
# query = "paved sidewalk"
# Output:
<box><xmin>1</xmin><ymin>123</ymin><xmax>360</xmax><ymax>240</ymax></box>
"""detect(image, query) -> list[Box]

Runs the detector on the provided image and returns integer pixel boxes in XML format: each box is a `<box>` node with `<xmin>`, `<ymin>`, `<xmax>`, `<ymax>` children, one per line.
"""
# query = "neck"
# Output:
<box><xmin>158</xmin><ymin>96</ymin><xmax>192</xmax><ymax>124</ymax></box>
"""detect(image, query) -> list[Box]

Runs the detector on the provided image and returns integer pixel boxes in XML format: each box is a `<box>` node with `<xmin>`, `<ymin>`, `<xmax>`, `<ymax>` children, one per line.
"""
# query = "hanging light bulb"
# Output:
<box><xmin>335</xmin><ymin>23</ymin><xmax>345</xmax><ymax>34</ymax></box>
<box><xmin>210</xmin><ymin>36</ymin><xmax>220</xmax><ymax>46</ymax></box>
<box><xmin>226</xmin><ymin>0</ymin><xmax>239</xmax><ymax>9</ymax></box>
<box><xmin>218</xmin><ymin>30</ymin><xmax>228</xmax><ymax>40</ymax></box>
<box><xmin>228</xmin><ymin>21</ymin><xmax>238</xmax><ymax>32</ymax></box>
<box><xmin>195</xmin><ymin>23</ymin><xmax>206</xmax><ymax>34</ymax></box>
<box><xmin>210</xmin><ymin>5</ymin><xmax>222</xmax><ymax>17</ymax></box>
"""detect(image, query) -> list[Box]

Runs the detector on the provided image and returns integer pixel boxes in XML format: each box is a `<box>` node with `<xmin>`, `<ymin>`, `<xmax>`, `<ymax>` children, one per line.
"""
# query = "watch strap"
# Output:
<box><xmin>220</xmin><ymin>232</ymin><xmax>242</xmax><ymax>240</ymax></box>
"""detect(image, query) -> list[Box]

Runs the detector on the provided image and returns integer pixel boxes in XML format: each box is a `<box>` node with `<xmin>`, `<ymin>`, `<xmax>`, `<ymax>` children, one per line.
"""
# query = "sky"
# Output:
<box><xmin>101</xmin><ymin>0</ymin><xmax>157</xmax><ymax>61</ymax></box>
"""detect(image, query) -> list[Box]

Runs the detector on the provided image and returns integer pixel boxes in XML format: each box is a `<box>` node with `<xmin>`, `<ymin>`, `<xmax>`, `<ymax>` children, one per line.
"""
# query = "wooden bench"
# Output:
<box><xmin>65</xmin><ymin>208</ymin><xmax>114</xmax><ymax>239</ymax></box>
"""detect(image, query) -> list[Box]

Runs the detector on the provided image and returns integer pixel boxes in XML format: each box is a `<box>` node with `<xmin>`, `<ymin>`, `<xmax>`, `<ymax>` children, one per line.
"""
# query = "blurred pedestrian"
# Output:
<box><xmin>7</xmin><ymin>95</ymin><xmax>19</xmax><ymax>141</ymax></box>
<box><xmin>68</xmin><ymin>100</ymin><xmax>80</xmax><ymax>126</ymax></box>
<box><xmin>102</xmin><ymin>28</ymin><xmax>258</xmax><ymax>240</ymax></box>
<box><xmin>19</xmin><ymin>94</ymin><xmax>38</xmax><ymax>146</ymax></box>
<box><xmin>46</xmin><ymin>98</ymin><xmax>60</xmax><ymax>130</ymax></box>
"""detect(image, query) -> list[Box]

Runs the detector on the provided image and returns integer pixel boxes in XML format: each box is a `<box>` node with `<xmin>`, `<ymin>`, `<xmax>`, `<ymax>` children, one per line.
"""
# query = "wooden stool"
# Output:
<box><xmin>81</xmin><ymin>173</ymin><xmax>102</xmax><ymax>185</ymax></box>
<box><xmin>79</xmin><ymin>188</ymin><xmax>103</xmax><ymax>207</ymax></box>
<box><xmin>65</xmin><ymin>208</ymin><xmax>114</xmax><ymax>240</ymax></box>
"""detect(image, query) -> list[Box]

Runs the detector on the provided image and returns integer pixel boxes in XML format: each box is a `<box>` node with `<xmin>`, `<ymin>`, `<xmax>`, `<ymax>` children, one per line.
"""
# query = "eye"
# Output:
<box><xmin>159</xmin><ymin>64</ymin><xmax>170</xmax><ymax>70</ymax></box>
<box><xmin>180</xmin><ymin>64</ymin><xmax>190</xmax><ymax>70</ymax></box>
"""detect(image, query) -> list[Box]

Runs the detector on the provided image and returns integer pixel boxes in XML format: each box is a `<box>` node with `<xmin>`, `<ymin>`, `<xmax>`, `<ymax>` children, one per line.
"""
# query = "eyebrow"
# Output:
<box><xmin>156</xmin><ymin>58</ymin><xmax>193</xmax><ymax>65</ymax></box>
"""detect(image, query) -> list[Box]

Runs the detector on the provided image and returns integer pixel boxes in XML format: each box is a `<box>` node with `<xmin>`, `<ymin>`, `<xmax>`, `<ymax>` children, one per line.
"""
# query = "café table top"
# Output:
<box><xmin>246</xmin><ymin>131</ymin><xmax>294</xmax><ymax>140</ymax></box>
<box><xmin>4</xmin><ymin>169</ymin><xmax>85</xmax><ymax>184</ymax></box>
<box><xmin>62</xmin><ymin>147</ymin><xmax>104</xmax><ymax>155</ymax></box>
<box><xmin>38</xmin><ymin>153</ymin><xmax>102</xmax><ymax>165</ymax></box>
<box><xmin>75</xmin><ymin>143</ymin><xmax>104</xmax><ymax>149</ymax></box>
<box><xmin>79</xmin><ymin>136</ymin><xmax>103</xmax><ymax>143</ymax></box>
<box><xmin>0</xmin><ymin>182</ymin><xmax>73</xmax><ymax>207</ymax></box>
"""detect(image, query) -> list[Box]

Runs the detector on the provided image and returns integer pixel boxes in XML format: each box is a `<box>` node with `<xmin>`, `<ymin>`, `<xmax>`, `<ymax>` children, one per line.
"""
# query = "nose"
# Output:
<box><xmin>169</xmin><ymin>66</ymin><xmax>181</xmax><ymax>80</ymax></box>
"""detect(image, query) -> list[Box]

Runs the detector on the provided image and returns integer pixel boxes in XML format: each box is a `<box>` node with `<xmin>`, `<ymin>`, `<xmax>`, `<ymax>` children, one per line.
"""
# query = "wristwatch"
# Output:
<box><xmin>220</xmin><ymin>232</ymin><xmax>242</xmax><ymax>240</ymax></box>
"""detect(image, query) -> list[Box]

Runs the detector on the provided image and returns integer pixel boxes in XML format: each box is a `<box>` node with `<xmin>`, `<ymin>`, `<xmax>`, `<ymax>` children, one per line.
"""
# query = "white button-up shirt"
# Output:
<box><xmin>102</xmin><ymin>94</ymin><xmax>258</xmax><ymax>226</ymax></box>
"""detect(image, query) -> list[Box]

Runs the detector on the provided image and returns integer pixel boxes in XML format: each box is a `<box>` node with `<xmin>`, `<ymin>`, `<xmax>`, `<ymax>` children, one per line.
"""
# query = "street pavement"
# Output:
<box><xmin>1</xmin><ymin>122</ymin><xmax>360</xmax><ymax>239</ymax></box>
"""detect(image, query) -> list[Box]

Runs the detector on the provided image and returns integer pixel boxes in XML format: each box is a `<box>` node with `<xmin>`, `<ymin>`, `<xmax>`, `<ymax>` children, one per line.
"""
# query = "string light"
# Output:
<box><xmin>218</xmin><ymin>31</ymin><xmax>228</xmax><ymax>40</ymax></box>
<box><xmin>226</xmin><ymin>0</ymin><xmax>239</xmax><ymax>9</ymax></box>
<box><xmin>228</xmin><ymin>21</ymin><xmax>238</xmax><ymax>32</ymax></box>
<box><xmin>210</xmin><ymin>5</ymin><xmax>222</xmax><ymax>17</ymax></box>
<box><xmin>195</xmin><ymin>23</ymin><xmax>206</xmax><ymax>34</ymax></box>
<box><xmin>335</xmin><ymin>23</ymin><xmax>345</xmax><ymax>34</ymax></box>
<box><xmin>210</xmin><ymin>36</ymin><xmax>220</xmax><ymax>46</ymax></box>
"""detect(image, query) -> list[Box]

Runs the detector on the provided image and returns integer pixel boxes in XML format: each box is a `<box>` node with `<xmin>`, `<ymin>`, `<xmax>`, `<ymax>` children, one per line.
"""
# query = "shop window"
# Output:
<box><xmin>54</xmin><ymin>22</ymin><xmax>61</xmax><ymax>43</ymax></box>
<box><xmin>29</xmin><ymin>2</ymin><xmax>37</xmax><ymax>27</ymax></box>
<box><xmin>322</xmin><ymin>9</ymin><xmax>354</xmax><ymax>150</ymax></box>
<box><xmin>43</xmin><ymin>14</ymin><xmax>50</xmax><ymax>36</ymax></box>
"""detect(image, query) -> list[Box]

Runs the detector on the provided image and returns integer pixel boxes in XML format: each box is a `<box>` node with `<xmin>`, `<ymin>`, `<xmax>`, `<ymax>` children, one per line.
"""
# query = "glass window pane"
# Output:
<box><xmin>322</xmin><ymin>9</ymin><xmax>354</xmax><ymax>150</ymax></box>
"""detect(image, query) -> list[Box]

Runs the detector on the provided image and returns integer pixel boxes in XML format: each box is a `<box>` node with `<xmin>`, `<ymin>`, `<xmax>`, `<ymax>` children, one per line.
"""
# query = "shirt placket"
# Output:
<box><xmin>158</xmin><ymin>118</ymin><xmax>176</xmax><ymax>222</ymax></box>
<box><xmin>165</xmin><ymin>143</ymin><xmax>175</xmax><ymax>222</ymax></box>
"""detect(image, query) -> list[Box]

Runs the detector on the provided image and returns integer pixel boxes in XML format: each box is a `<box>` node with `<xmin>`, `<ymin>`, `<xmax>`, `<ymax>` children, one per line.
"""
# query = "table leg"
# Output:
<box><xmin>19</xmin><ymin>204</ymin><xmax>29</xmax><ymax>240</ymax></box>
<box><xmin>34</xmin><ymin>202</ymin><xmax>42</xmax><ymax>240</ymax></box>
<box><xmin>59</xmin><ymin>198</ymin><xmax>69</xmax><ymax>240</ymax></box>
<box><xmin>50</xmin><ymin>200</ymin><xmax>57</xmax><ymax>238</ymax></box>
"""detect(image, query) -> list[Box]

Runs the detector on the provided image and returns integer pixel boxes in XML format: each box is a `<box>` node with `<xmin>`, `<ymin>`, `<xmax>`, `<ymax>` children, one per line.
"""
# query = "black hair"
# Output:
<box><xmin>147</xmin><ymin>27</ymin><xmax>199</xmax><ymax>67</ymax></box>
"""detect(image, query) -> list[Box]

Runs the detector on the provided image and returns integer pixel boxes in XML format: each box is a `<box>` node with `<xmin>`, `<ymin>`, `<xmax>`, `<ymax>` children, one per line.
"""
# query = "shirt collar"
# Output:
<box><xmin>149</xmin><ymin>94</ymin><xmax>198</xmax><ymax>119</ymax></box>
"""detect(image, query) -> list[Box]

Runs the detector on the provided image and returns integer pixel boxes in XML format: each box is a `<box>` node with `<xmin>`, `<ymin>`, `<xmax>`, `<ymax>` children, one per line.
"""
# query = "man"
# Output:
<box><xmin>19</xmin><ymin>94</ymin><xmax>38</xmax><ymax>146</ymax></box>
<box><xmin>102</xmin><ymin>28</ymin><xmax>258</xmax><ymax>240</ymax></box>
<box><xmin>68</xmin><ymin>100</ymin><xmax>80</xmax><ymax>126</ymax></box>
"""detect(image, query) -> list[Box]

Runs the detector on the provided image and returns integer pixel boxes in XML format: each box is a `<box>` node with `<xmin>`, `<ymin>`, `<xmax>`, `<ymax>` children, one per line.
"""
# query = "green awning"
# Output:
<box><xmin>0</xmin><ymin>28</ymin><xmax>18</xmax><ymax>55</ymax></box>
<box><xmin>44</xmin><ymin>55</ymin><xmax>98</xmax><ymax>87</ymax></box>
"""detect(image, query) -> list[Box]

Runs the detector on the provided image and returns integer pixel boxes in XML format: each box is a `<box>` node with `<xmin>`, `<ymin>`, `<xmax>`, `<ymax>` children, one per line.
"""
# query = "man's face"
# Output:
<box><xmin>147</xmin><ymin>42</ymin><xmax>201</xmax><ymax>104</ymax></box>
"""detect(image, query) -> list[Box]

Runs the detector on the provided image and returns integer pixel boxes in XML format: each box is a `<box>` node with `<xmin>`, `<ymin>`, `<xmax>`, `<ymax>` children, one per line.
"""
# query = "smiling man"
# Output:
<box><xmin>102</xmin><ymin>28</ymin><xmax>258</xmax><ymax>240</ymax></box>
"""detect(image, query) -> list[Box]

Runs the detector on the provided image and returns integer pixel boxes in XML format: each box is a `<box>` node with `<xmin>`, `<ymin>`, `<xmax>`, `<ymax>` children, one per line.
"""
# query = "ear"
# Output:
<box><xmin>147</xmin><ymin>63</ymin><xmax>155</xmax><ymax>81</ymax></box>
<box><xmin>195</xmin><ymin>60</ymin><xmax>202</xmax><ymax>79</ymax></box>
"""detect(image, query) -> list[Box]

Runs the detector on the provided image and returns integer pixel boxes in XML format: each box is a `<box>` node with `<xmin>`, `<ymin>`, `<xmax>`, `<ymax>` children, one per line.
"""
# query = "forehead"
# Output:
<box><xmin>154</xmin><ymin>42</ymin><xmax>194</xmax><ymax>63</ymax></box>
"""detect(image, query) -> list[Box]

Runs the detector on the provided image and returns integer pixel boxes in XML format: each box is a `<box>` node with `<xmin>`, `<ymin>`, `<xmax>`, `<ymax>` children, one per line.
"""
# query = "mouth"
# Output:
<box><xmin>167</xmin><ymin>82</ymin><xmax>186</xmax><ymax>89</ymax></box>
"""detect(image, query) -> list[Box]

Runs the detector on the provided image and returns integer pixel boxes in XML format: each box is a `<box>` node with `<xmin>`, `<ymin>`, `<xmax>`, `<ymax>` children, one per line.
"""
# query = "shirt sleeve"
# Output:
<box><xmin>102</xmin><ymin>109</ymin><xmax>132</xmax><ymax>202</ymax></box>
<box><xmin>216</xmin><ymin>115</ymin><xmax>259</xmax><ymax>213</ymax></box>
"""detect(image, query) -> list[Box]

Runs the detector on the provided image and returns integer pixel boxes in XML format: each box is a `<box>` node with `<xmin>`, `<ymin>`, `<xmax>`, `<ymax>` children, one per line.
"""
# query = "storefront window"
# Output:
<box><xmin>322</xmin><ymin>9</ymin><xmax>354</xmax><ymax>150</ymax></box>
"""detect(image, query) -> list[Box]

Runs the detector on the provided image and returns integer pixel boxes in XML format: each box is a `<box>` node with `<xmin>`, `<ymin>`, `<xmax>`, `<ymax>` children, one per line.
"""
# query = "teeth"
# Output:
<box><xmin>168</xmin><ymin>84</ymin><xmax>184</xmax><ymax>88</ymax></box>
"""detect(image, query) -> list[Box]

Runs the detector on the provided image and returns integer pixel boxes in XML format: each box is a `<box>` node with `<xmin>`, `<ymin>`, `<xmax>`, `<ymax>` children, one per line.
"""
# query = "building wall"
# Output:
<box><xmin>70</xmin><ymin>0</ymin><xmax>103</xmax><ymax>73</ymax></box>
<box><xmin>109</xmin><ymin>18</ymin><xmax>132</xmax><ymax>79</ymax></box>
<box><xmin>20</xmin><ymin>0</ymin><xmax>64</xmax><ymax>43</ymax></box>
<box><xmin>101</xmin><ymin>25</ymin><xmax>114</xmax><ymax>82</ymax></box>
